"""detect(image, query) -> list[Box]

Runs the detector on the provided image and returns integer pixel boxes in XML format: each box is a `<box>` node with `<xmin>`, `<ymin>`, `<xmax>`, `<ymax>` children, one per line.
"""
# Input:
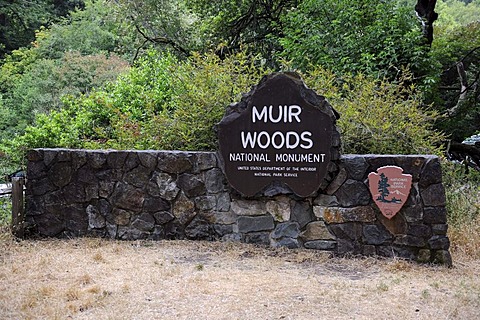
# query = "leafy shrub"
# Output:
<box><xmin>301</xmin><ymin>67</ymin><xmax>445</xmax><ymax>155</ymax></box>
<box><xmin>1</xmin><ymin>50</ymin><xmax>269</xmax><ymax>166</ymax></box>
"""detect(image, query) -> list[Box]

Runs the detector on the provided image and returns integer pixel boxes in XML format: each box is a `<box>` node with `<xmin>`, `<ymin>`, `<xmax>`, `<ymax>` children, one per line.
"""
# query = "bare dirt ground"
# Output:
<box><xmin>0</xmin><ymin>231</ymin><xmax>479</xmax><ymax>320</ymax></box>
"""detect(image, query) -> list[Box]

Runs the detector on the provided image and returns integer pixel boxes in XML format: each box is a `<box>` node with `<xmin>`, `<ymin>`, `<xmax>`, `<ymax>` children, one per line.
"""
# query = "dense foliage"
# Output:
<box><xmin>280</xmin><ymin>0</ymin><xmax>431</xmax><ymax>80</ymax></box>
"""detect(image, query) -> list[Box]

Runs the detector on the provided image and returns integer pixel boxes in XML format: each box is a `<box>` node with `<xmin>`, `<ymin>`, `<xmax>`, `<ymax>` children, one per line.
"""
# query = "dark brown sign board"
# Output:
<box><xmin>217</xmin><ymin>72</ymin><xmax>340</xmax><ymax>197</ymax></box>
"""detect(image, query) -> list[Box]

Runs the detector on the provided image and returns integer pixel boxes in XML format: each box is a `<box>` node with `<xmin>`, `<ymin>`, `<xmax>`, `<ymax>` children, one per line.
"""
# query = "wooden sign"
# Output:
<box><xmin>368</xmin><ymin>166</ymin><xmax>412</xmax><ymax>219</ymax></box>
<box><xmin>217</xmin><ymin>72</ymin><xmax>339</xmax><ymax>197</ymax></box>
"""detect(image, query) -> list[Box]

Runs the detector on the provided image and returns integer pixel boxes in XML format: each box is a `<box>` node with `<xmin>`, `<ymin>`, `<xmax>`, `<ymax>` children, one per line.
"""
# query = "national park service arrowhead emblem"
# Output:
<box><xmin>368</xmin><ymin>166</ymin><xmax>412</xmax><ymax>219</ymax></box>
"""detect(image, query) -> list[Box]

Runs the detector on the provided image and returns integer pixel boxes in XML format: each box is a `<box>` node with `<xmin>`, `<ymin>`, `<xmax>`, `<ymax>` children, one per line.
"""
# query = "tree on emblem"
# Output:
<box><xmin>377</xmin><ymin>173</ymin><xmax>390</xmax><ymax>203</ymax></box>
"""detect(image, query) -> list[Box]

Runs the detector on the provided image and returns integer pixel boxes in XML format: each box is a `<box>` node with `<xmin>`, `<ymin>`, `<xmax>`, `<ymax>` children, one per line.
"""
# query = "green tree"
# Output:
<box><xmin>0</xmin><ymin>51</ymin><xmax>129</xmax><ymax>143</ymax></box>
<box><xmin>279</xmin><ymin>0</ymin><xmax>432</xmax><ymax>80</ymax></box>
<box><xmin>0</xmin><ymin>0</ymin><xmax>84</xmax><ymax>59</ymax></box>
<box><xmin>377</xmin><ymin>173</ymin><xmax>391</xmax><ymax>202</ymax></box>
<box><xmin>428</xmin><ymin>0</ymin><xmax>480</xmax><ymax>141</ymax></box>
<box><xmin>186</xmin><ymin>0</ymin><xmax>297</xmax><ymax>62</ymax></box>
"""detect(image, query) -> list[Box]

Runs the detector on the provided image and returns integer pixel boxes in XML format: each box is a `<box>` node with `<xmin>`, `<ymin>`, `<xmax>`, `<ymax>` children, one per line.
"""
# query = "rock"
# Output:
<box><xmin>95</xmin><ymin>169</ymin><xmax>122</xmax><ymax>181</ymax></box>
<box><xmin>48</xmin><ymin>162</ymin><xmax>73</xmax><ymax>188</ymax></box>
<box><xmin>394</xmin><ymin>235</ymin><xmax>426</xmax><ymax>248</ymax></box>
<box><xmin>99</xmin><ymin>181</ymin><xmax>115</xmax><ymax>198</ymax></box>
<box><xmin>231</xmin><ymin>199</ymin><xmax>266</xmax><ymax>216</ymax></box>
<box><xmin>185</xmin><ymin>216</ymin><xmax>212</xmax><ymax>240</ymax></box>
<box><xmin>87</xmin><ymin>204</ymin><xmax>106</xmax><ymax>229</ymax></box>
<box><xmin>363</xmin><ymin>224</ymin><xmax>392</xmax><ymax>245</ymax></box>
<box><xmin>107</xmin><ymin>151</ymin><xmax>128</xmax><ymax>169</ymax></box>
<box><xmin>428</xmin><ymin>235</ymin><xmax>450</xmax><ymax>250</ymax></box>
<box><xmin>432</xmin><ymin>250</ymin><xmax>453</xmax><ymax>267</ymax></box>
<box><xmin>322</xmin><ymin>206</ymin><xmax>376</xmax><ymax>224</ymax></box>
<box><xmin>243</xmin><ymin>232</ymin><xmax>270</xmax><ymax>245</ymax></box>
<box><xmin>213</xmin><ymin>210</ymin><xmax>237</xmax><ymax>224</ymax></box>
<box><xmin>124</xmin><ymin>165</ymin><xmax>153</xmax><ymax>188</ymax></box>
<box><xmin>63</xmin><ymin>183</ymin><xmax>86</xmax><ymax>204</ymax></box>
<box><xmin>157</xmin><ymin>151</ymin><xmax>193</xmax><ymax>173</ymax></box>
<box><xmin>236</xmin><ymin>215</ymin><xmax>274</xmax><ymax>233</ymax></box>
<box><xmin>143</xmin><ymin>197</ymin><xmax>170</xmax><ymax>213</ymax></box>
<box><xmin>421</xmin><ymin>183</ymin><xmax>446</xmax><ymax>207</ymax></box>
<box><xmin>34</xmin><ymin>212</ymin><xmax>65</xmax><ymax>237</ymax></box>
<box><xmin>376</xmin><ymin>245</ymin><xmax>417</xmax><ymax>260</ymax></box>
<box><xmin>85</xmin><ymin>184</ymin><xmax>99</xmax><ymax>201</ymax></box>
<box><xmin>214</xmin><ymin>224</ymin><xmax>234</xmax><ymax>237</ymax></box>
<box><xmin>325</xmin><ymin>168</ymin><xmax>347</xmax><ymax>195</ymax></box>
<box><xmin>88</xmin><ymin>151</ymin><xmax>107</xmax><ymax>169</ymax></box>
<box><xmin>131</xmin><ymin>213</ymin><xmax>155</xmax><ymax>231</ymax></box>
<box><xmin>378</xmin><ymin>213</ymin><xmax>407</xmax><ymax>235</ymax></box>
<box><xmin>124</xmin><ymin>153</ymin><xmax>139</xmax><ymax>172</ymax></box>
<box><xmin>367</xmin><ymin>156</ymin><xmax>397</xmax><ymax>171</ymax></box>
<box><xmin>172</xmin><ymin>192</ymin><xmax>196</xmax><ymax>226</ymax></box>
<box><xmin>54</xmin><ymin>149</ymin><xmax>72</xmax><ymax>162</ymax></box>
<box><xmin>27</xmin><ymin>161</ymin><xmax>47</xmax><ymax>180</ymax></box>
<box><xmin>27</xmin><ymin>149</ymin><xmax>44</xmax><ymax>162</ymax></box>
<box><xmin>416</xmin><ymin>249</ymin><xmax>431</xmax><ymax>263</ymax></box>
<box><xmin>71</xmin><ymin>151</ymin><xmax>87</xmax><ymax>170</ymax></box>
<box><xmin>271</xmin><ymin>222</ymin><xmax>300</xmax><ymax>240</ymax></box>
<box><xmin>111</xmin><ymin>208</ymin><xmax>131</xmax><ymax>226</ymax></box>
<box><xmin>195</xmin><ymin>152</ymin><xmax>217</xmax><ymax>172</ymax></box>
<box><xmin>362</xmin><ymin>245</ymin><xmax>377</xmax><ymax>256</ymax></box>
<box><xmin>290</xmin><ymin>201</ymin><xmax>314</xmax><ymax>229</ymax></box>
<box><xmin>314</xmin><ymin>194</ymin><xmax>339</xmax><ymax>207</ymax></box>
<box><xmin>403</xmin><ymin>205</ymin><xmax>423</xmax><ymax>222</ymax></box>
<box><xmin>149</xmin><ymin>226</ymin><xmax>165</xmax><ymax>240</ymax></box>
<box><xmin>153</xmin><ymin>172</ymin><xmax>179</xmax><ymax>201</ymax></box>
<box><xmin>419</xmin><ymin>157</ymin><xmax>443</xmax><ymax>188</ymax></box>
<box><xmin>271</xmin><ymin>237</ymin><xmax>300</xmax><ymax>249</ymax></box>
<box><xmin>423</xmin><ymin>207</ymin><xmax>447</xmax><ymax>224</ymax></box>
<box><xmin>407</xmin><ymin>224</ymin><xmax>432</xmax><ymax>239</ymax></box>
<box><xmin>64</xmin><ymin>203</ymin><xmax>88</xmax><ymax>235</ymax></box>
<box><xmin>204</xmin><ymin>168</ymin><xmax>225</xmax><ymax>193</ymax></box>
<box><xmin>138</xmin><ymin>151</ymin><xmax>157</xmax><ymax>170</ymax></box>
<box><xmin>153</xmin><ymin>211</ymin><xmax>175</xmax><ymax>225</ymax></box>
<box><xmin>431</xmin><ymin>224</ymin><xmax>448</xmax><ymax>235</ymax></box>
<box><xmin>396</xmin><ymin>156</ymin><xmax>428</xmax><ymax>181</ymax></box>
<box><xmin>304</xmin><ymin>240</ymin><xmax>336</xmax><ymax>250</ymax></box>
<box><xmin>195</xmin><ymin>195</ymin><xmax>217</xmax><ymax>211</ymax></box>
<box><xmin>111</xmin><ymin>183</ymin><xmax>144</xmax><ymax>212</ymax></box>
<box><xmin>118</xmin><ymin>226</ymin><xmax>149</xmax><ymax>240</ymax></box>
<box><xmin>177</xmin><ymin>173</ymin><xmax>206</xmax><ymax>197</ymax></box>
<box><xmin>329</xmin><ymin>222</ymin><xmax>362</xmax><ymax>240</ymax></box>
<box><xmin>334</xmin><ymin>179</ymin><xmax>370</xmax><ymax>207</ymax></box>
<box><xmin>263</xmin><ymin>181</ymin><xmax>294</xmax><ymax>197</ymax></box>
<box><xmin>336</xmin><ymin>239</ymin><xmax>362</xmax><ymax>255</ymax></box>
<box><xmin>300</xmin><ymin>221</ymin><xmax>335</xmax><ymax>241</ymax></box>
<box><xmin>106</xmin><ymin>223</ymin><xmax>117</xmax><ymax>239</ymax></box>
<box><xmin>266</xmin><ymin>196</ymin><xmax>291</xmax><ymax>222</ymax></box>
<box><xmin>222</xmin><ymin>233</ymin><xmax>242</xmax><ymax>242</ymax></box>
<box><xmin>216</xmin><ymin>193</ymin><xmax>231</xmax><ymax>212</ymax></box>
<box><xmin>342</xmin><ymin>156</ymin><xmax>368</xmax><ymax>180</ymax></box>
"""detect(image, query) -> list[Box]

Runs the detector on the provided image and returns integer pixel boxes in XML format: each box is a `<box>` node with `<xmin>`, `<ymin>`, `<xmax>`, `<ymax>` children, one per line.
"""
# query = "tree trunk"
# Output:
<box><xmin>415</xmin><ymin>0</ymin><xmax>438</xmax><ymax>46</ymax></box>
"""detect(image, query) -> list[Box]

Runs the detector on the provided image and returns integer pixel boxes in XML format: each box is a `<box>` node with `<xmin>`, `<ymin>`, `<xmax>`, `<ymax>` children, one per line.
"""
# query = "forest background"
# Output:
<box><xmin>0</xmin><ymin>0</ymin><xmax>479</xmax><ymax>245</ymax></box>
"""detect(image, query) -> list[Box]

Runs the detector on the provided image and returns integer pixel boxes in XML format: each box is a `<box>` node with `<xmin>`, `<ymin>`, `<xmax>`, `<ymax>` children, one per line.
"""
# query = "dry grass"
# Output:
<box><xmin>0</xmin><ymin>228</ymin><xmax>479</xmax><ymax>320</ymax></box>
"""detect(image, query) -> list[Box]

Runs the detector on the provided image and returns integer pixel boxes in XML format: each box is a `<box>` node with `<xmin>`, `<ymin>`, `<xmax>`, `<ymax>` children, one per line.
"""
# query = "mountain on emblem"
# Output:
<box><xmin>368</xmin><ymin>166</ymin><xmax>412</xmax><ymax>219</ymax></box>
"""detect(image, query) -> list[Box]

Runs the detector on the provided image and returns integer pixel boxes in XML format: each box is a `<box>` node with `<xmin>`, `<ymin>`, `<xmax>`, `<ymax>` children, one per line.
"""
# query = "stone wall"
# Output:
<box><xmin>25</xmin><ymin>149</ymin><xmax>451</xmax><ymax>265</ymax></box>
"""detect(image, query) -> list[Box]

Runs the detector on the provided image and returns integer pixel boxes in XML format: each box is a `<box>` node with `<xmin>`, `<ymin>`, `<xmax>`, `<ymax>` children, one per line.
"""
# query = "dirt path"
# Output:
<box><xmin>0</xmin><ymin>235</ymin><xmax>479</xmax><ymax>320</ymax></box>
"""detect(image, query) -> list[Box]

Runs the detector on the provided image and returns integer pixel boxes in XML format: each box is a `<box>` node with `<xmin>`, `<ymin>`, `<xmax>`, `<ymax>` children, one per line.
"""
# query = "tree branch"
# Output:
<box><xmin>133</xmin><ymin>24</ymin><xmax>190</xmax><ymax>61</ymax></box>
